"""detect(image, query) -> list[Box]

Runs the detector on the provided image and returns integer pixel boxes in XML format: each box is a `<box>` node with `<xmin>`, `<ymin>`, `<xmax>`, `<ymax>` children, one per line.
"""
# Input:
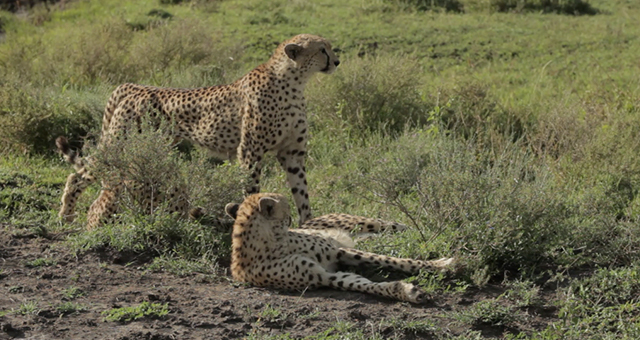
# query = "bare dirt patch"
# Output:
<box><xmin>0</xmin><ymin>226</ymin><xmax>558</xmax><ymax>339</ymax></box>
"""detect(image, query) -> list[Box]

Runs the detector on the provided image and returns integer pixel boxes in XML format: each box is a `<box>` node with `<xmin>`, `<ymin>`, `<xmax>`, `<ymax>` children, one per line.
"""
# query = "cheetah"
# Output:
<box><xmin>57</xmin><ymin>34</ymin><xmax>340</xmax><ymax>229</ymax></box>
<box><xmin>225</xmin><ymin>193</ymin><xmax>455</xmax><ymax>303</ymax></box>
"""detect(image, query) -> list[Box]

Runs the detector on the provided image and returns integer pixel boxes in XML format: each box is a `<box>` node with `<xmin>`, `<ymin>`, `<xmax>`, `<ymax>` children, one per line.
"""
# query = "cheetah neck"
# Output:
<box><xmin>265</xmin><ymin>55</ymin><xmax>315</xmax><ymax>84</ymax></box>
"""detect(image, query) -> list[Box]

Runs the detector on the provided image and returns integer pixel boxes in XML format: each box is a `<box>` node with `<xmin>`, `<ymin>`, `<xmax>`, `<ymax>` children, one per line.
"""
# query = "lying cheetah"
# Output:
<box><xmin>225</xmin><ymin>193</ymin><xmax>455</xmax><ymax>303</ymax></box>
<box><xmin>57</xmin><ymin>34</ymin><xmax>339</xmax><ymax>229</ymax></box>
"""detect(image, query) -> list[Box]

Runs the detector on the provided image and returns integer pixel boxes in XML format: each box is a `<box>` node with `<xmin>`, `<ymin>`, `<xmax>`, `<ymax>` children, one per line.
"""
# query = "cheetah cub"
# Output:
<box><xmin>225</xmin><ymin>193</ymin><xmax>455</xmax><ymax>303</ymax></box>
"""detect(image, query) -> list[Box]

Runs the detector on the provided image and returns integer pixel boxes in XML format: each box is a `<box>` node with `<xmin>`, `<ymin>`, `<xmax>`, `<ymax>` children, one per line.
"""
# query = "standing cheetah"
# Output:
<box><xmin>57</xmin><ymin>34</ymin><xmax>339</xmax><ymax>229</ymax></box>
<box><xmin>225</xmin><ymin>193</ymin><xmax>455</xmax><ymax>303</ymax></box>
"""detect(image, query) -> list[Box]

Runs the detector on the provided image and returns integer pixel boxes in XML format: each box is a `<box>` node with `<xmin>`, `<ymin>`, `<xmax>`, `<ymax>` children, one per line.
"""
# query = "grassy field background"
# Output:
<box><xmin>2</xmin><ymin>0</ymin><xmax>640</xmax><ymax>338</ymax></box>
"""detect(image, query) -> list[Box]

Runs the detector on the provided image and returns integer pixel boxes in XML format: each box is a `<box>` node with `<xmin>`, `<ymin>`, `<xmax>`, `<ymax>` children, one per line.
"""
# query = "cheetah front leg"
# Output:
<box><xmin>59</xmin><ymin>171</ymin><xmax>96</xmax><ymax>223</ymax></box>
<box><xmin>252</xmin><ymin>255</ymin><xmax>427</xmax><ymax>303</ymax></box>
<box><xmin>277</xmin><ymin>150</ymin><xmax>312</xmax><ymax>225</ymax></box>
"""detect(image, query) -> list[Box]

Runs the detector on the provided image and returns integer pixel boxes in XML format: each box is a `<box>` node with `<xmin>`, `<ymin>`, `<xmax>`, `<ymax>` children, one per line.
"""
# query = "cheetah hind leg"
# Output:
<box><xmin>259</xmin><ymin>255</ymin><xmax>427</xmax><ymax>303</ymax></box>
<box><xmin>85</xmin><ymin>184</ymin><xmax>121</xmax><ymax>230</ymax></box>
<box><xmin>336</xmin><ymin>248</ymin><xmax>455</xmax><ymax>273</ymax></box>
<box><xmin>301</xmin><ymin>213</ymin><xmax>407</xmax><ymax>235</ymax></box>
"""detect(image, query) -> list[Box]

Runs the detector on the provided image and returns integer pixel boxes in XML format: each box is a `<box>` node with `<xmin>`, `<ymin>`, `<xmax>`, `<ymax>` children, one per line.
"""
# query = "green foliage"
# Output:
<box><xmin>539</xmin><ymin>266</ymin><xmax>640</xmax><ymax>338</ymax></box>
<box><xmin>147</xmin><ymin>254</ymin><xmax>224</xmax><ymax>277</ymax></box>
<box><xmin>307</xmin><ymin>54</ymin><xmax>430</xmax><ymax>137</ymax></box>
<box><xmin>0</xmin><ymin>81</ymin><xmax>99</xmax><ymax>155</ymax></box>
<box><xmin>457</xmin><ymin>298</ymin><xmax>520</xmax><ymax>327</ymax></box>
<box><xmin>0</xmin><ymin>14</ymin><xmax>239</xmax><ymax>88</ymax></box>
<box><xmin>502</xmin><ymin>280</ymin><xmax>542</xmax><ymax>308</ymax></box>
<box><xmin>65</xmin><ymin>115</ymin><xmax>243</xmax><ymax>266</ymax></box>
<box><xmin>25</xmin><ymin>257</ymin><xmax>57</xmax><ymax>268</ymax></box>
<box><xmin>101</xmin><ymin>301</ymin><xmax>169</xmax><ymax>322</ymax></box>
<box><xmin>56</xmin><ymin>302</ymin><xmax>86</xmax><ymax>316</ymax></box>
<box><xmin>61</xmin><ymin>286</ymin><xmax>85</xmax><ymax>300</ymax></box>
<box><xmin>355</xmin><ymin>131</ymin><xmax>572</xmax><ymax>279</ymax></box>
<box><xmin>487</xmin><ymin>0</ymin><xmax>597</xmax><ymax>15</ymax></box>
<box><xmin>13</xmin><ymin>301</ymin><xmax>40</xmax><ymax>315</ymax></box>
<box><xmin>389</xmin><ymin>0</ymin><xmax>464</xmax><ymax>12</ymax></box>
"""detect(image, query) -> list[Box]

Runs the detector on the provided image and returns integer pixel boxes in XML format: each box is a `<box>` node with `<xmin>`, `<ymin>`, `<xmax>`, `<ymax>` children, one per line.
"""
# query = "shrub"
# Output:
<box><xmin>544</xmin><ymin>267</ymin><xmax>640</xmax><ymax>338</ymax></box>
<box><xmin>389</xmin><ymin>0</ymin><xmax>464</xmax><ymax>12</ymax></box>
<box><xmin>307</xmin><ymin>54</ymin><xmax>430</xmax><ymax>137</ymax></box>
<box><xmin>66</xmin><ymin>115</ymin><xmax>246</xmax><ymax>266</ymax></box>
<box><xmin>486</xmin><ymin>0</ymin><xmax>597</xmax><ymax>15</ymax></box>
<box><xmin>435</xmin><ymin>83</ymin><xmax>529</xmax><ymax>145</ymax></box>
<box><xmin>354</xmin><ymin>130</ymin><xmax>573</xmax><ymax>280</ymax></box>
<box><xmin>0</xmin><ymin>82</ymin><xmax>99</xmax><ymax>155</ymax></box>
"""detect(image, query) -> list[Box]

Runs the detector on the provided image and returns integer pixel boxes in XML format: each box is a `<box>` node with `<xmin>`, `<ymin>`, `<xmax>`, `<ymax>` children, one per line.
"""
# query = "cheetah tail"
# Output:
<box><xmin>55</xmin><ymin>136</ymin><xmax>84</xmax><ymax>172</ymax></box>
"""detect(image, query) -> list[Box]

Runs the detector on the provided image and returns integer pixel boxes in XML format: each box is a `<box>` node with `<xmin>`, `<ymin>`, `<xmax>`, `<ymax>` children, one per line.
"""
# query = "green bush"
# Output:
<box><xmin>0</xmin><ymin>82</ymin><xmax>99</xmax><ymax>155</ymax></box>
<box><xmin>307</xmin><ymin>54</ymin><xmax>430</xmax><ymax>137</ymax></box>
<box><xmin>354</xmin><ymin>130</ymin><xmax>572</xmax><ymax>279</ymax></box>
<box><xmin>541</xmin><ymin>266</ymin><xmax>640</xmax><ymax>338</ymax></box>
<box><xmin>66</xmin><ymin>115</ymin><xmax>246</xmax><ymax>265</ymax></box>
<box><xmin>388</xmin><ymin>0</ymin><xmax>464</xmax><ymax>12</ymax></box>
<box><xmin>0</xmin><ymin>16</ymin><xmax>239</xmax><ymax>87</ymax></box>
<box><xmin>487</xmin><ymin>0</ymin><xmax>597</xmax><ymax>15</ymax></box>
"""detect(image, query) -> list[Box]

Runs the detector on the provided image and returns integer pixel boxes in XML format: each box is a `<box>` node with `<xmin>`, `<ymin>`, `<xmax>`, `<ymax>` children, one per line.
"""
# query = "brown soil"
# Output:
<box><xmin>0</xmin><ymin>227</ymin><xmax>557</xmax><ymax>340</ymax></box>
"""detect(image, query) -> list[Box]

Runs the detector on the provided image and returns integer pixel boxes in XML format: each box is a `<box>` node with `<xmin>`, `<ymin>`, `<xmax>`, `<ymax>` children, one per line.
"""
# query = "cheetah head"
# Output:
<box><xmin>225</xmin><ymin>193</ymin><xmax>292</xmax><ymax>229</ymax></box>
<box><xmin>280</xmin><ymin>34</ymin><xmax>340</xmax><ymax>75</ymax></box>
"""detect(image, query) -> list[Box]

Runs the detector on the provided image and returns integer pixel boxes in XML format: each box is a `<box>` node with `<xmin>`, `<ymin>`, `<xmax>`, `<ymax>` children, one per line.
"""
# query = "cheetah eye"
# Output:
<box><xmin>321</xmin><ymin>47</ymin><xmax>327</xmax><ymax>54</ymax></box>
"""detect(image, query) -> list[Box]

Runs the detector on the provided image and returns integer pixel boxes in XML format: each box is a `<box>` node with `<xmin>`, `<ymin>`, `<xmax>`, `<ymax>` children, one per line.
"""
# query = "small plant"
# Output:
<box><xmin>14</xmin><ymin>301</ymin><xmax>40</xmax><ymax>315</ymax></box>
<box><xmin>56</xmin><ymin>302</ymin><xmax>86</xmax><ymax>316</ymax></box>
<box><xmin>62</xmin><ymin>286</ymin><xmax>85</xmax><ymax>300</ymax></box>
<box><xmin>102</xmin><ymin>301</ymin><xmax>170</xmax><ymax>322</ymax></box>
<box><xmin>146</xmin><ymin>255</ymin><xmax>221</xmax><ymax>278</ymax></box>
<box><xmin>25</xmin><ymin>258</ymin><xmax>57</xmax><ymax>268</ymax></box>
<box><xmin>258</xmin><ymin>304</ymin><xmax>283</xmax><ymax>322</ymax></box>
<box><xmin>457</xmin><ymin>298</ymin><xmax>519</xmax><ymax>327</ymax></box>
<box><xmin>385</xmin><ymin>317</ymin><xmax>438</xmax><ymax>335</ymax></box>
<box><xmin>8</xmin><ymin>286</ymin><xmax>24</xmax><ymax>293</ymax></box>
<box><xmin>502</xmin><ymin>280</ymin><xmax>542</xmax><ymax>308</ymax></box>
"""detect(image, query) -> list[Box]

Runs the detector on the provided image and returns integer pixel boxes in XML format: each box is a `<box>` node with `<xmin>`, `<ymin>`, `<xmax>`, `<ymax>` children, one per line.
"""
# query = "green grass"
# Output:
<box><xmin>56</xmin><ymin>301</ymin><xmax>87</xmax><ymax>316</ymax></box>
<box><xmin>61</xmin><ymin>286</ymin><xmax>85</xmax><ymax>300</ymax></box>
<box><xmin>2</xmin><ymin>0</ymin><xmax>640</xmax><ymax>338</ymax></box>
<box><xmin>101</xmin><ymin>301</ymin><xmax>169</xmax><ymax>322</ymax></box>
<box><xmin>25</xmin><ymin>258</ymin><xmax>57</xmax><ymax>268</ymax></box>
<box><xmin>13</xmin><ymin>301</ymin><xmax>40</xmax><ymax>316</ymax></box>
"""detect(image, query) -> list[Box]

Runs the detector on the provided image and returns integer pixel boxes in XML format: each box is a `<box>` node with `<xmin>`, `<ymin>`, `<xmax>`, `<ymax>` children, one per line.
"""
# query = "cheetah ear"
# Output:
<box><xmin>225</xmin><ymin>203</ymin><xmax>240</xmax><ymax>220</ymax></box>
<box><xmin>258</xmin><ymin>197</ymin><xmax>279</xmax><ymax>217</ymax></box>
<box><xmin>284</xmin><ymin>43</ymin><xmax>304</xmax><ymax>60</ymax></box>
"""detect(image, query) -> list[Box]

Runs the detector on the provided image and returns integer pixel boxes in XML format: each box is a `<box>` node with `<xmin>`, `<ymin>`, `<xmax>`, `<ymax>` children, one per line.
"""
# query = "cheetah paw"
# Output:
<box><xmin>400</xmin><ymin>282</ymin><xmax>428</xmax><ymax>304</ymax></box>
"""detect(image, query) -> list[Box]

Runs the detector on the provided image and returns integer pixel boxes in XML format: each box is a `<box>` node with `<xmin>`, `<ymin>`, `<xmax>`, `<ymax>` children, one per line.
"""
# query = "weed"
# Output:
<box><xmin>147</xmin><ymin>255</ymin><xmax>222</xmax><ymax>278</ymax></box>
<box><xmin>102</xmin><ymin>301</ymin><xmax>169</xmax><ymax>322</ymax></box>
<box><xmin>61</xmin><ymin>286</ymin><xmax>85</xmax><ymax>300</ymax></box>
<box><xmin>25</xmin><ymin>258</ymin><xmax>57</xmax><ymax>268</ymax></box>
<box><xmin>502</xmin><ymin>280</ymin><xmax>543</xmax><ymax>308</ymax></box>
<box><xmin>13</xmin><ymin>301</ymin><xmax>40</xmax><ymax>315</ymax></box>
<box><xmin>384</xmin><ymin>317</ymin><xmax>439</xmax><ymax>335</ymax></box>
<box><xmin>457</xmin><ymin>298</ymin><xmax>520</xmax><ymax>327</ymax></box>
<box><xmin>56</xmin><ymin>302</ymin><xmax>86</xmax><ymax>316</ymax></box>
<box><xmin>8</xmin><ymin>286</ymin><xmax>24</xmax><ymax>293</ymax></box>
<box><xmin>259</xmin><ymin>304</ymin><xmax>283</xmax><ymax>321</ymax></box>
